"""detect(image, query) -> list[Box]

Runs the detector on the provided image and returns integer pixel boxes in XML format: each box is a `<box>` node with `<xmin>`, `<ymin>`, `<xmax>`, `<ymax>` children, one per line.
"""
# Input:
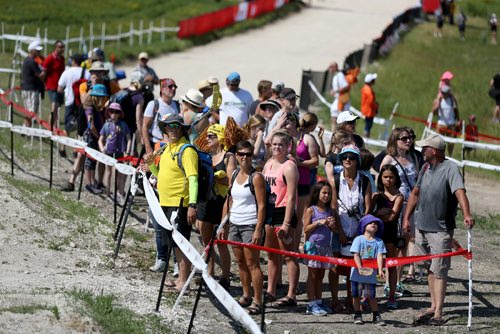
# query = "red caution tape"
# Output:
<box><xmin>216</xmin><ymin>239</ymin><xmax>472</xmax><ymax>269</ymax></box>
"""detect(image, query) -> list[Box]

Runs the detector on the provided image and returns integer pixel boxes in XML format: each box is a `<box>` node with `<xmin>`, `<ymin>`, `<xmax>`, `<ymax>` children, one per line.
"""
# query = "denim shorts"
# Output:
<box><xmin>351</xmin><ymin>281</ymin><xmax>376</xmax><ymax>298</ymax></box>
<box><xmin>47</xmin><ymin>90</ymin><xmax>64</xmax><ymax>105</ymax></box>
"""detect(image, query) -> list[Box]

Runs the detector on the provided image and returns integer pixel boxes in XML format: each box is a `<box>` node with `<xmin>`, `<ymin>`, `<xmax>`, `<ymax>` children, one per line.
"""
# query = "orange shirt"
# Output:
<box><xmin>361</xmin><ymin>84</ymin><xmax>377</xmax><ymax>118</ymax></box>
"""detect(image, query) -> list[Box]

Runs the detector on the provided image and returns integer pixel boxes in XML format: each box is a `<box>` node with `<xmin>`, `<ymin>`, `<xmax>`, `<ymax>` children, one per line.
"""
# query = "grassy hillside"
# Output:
<box><xmin>343</xmin><ymin>12</ymin><xmax>500</xmax><ymax>168</ymax></box>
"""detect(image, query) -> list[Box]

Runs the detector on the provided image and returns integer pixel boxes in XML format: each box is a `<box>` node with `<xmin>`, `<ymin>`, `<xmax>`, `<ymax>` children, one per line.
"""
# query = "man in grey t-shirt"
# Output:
<box><xmin>403</xmin><ymin>134</ymin><xmax>474</xmax><ymax>326</ymax></box>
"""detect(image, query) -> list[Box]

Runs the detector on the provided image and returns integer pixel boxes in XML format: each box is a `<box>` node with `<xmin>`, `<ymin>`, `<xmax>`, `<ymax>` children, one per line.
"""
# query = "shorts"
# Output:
<box><xmin>414</xmin><ymin>229</ymin><xmax>454</xmax><ymax>279</ymax></box>
<box><xmin>83</xmin><ymin>130</ymin><xmax>98</xmax><ymax>170</ymax></box>
<box><xmin>298</xmin><ymin>184</ymin><xmax>311</xmax><ymax>197</ymax></box>
<box><xmin>22</xmin><ymin>90</ymin><xmax>41</xmax><ymax>114</ymax></box>
<box><xmin>437</xmin><ymin>123</ymin><xmax>457</xmax><ymax>137</ymax></box>
<box><xmin>162</xmin><ymin>206</ymin><xmax>191</xmax><ymax>249</ymax></box>
<box><xmin>229</xmin><ymin>223</ymin><xmax>257</xmax><ymax>244</ymax></box>
<box><xmin>307</xmin><ymin>244</ymin><xmax>333</xmax><ymax>269</ymax></box>
<box><xmin>64</xmin><ymin>104</ymin><xmax>77</xmax><ymax>132</ymax></box>
<box><xmin>351</xmin><ymin>281</ymin><xmax>376</xmax><ymax>298</ymax></box>
<box><xmin>47</xmin><ymin>90</ymin><xmax>64</xmax><ymax>105</ymax></box>
<box><xmin>268</xmin><ymin>206</ymin><xmax>298</xmax><ymax>228</ymax></box>
<box><xmin>381</xmin><ymin>221</ymin><xmax>398</xmax><ymax>244</ymax></box>
<box><xmin>197</xmin><ymin>195</ymin><xmax>225</xmax><ymax>224</ymax></box>
<box><xmin>330</xmin><ymin>100</ymin><xmax>351</xmax><ymax>118</ymax></box>
<box><xmin>364</xmin><ymin>117</ymin><xmax>374</xmax><ymax>133</ymax></box>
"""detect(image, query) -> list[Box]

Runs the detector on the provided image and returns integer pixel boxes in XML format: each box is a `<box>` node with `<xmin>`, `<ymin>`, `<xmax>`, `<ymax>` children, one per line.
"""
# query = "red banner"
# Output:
<box><xmin>216</xmin><ymin>239</ymin><xmax>471</xmax><ymax>269</ymax></box>
<box><xmin>178</xmin><ymin>0</ymin><xmax>289</xmax><ymax>39</ymax></box>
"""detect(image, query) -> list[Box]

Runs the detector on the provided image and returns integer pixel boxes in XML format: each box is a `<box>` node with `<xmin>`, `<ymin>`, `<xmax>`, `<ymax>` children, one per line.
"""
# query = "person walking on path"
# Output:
<box><xmin>328</xmin><ymin>62</ymin><xmax>350</xmax><ymax>131</ymax></box>
<box><xmin>403</xmin><ymin>134</ymin><xmax>475</xmax><ymax>326</ymax></box>
<box><xmin>432</xmin><ymin>84</ymin><xmax>459</xmax><ymax>156</ymax></box>
<box><xmin>360</xmin><ymin>73</ymin><xmax>379</xmax><ymax>138</ymax></box>
<box><xmin>490</xmin><ymin>13</ymin><xmax>497</xmax><ymax>44</ymax></box>
<box><xmin>135</xmin><ymin>52</ymin><xmax>159</xmax><ymax>107</ymax></box>
<box><xmin>21</xmin><ymin>40</ymin><xmax>45</xmax><ymax>128</ymax></box>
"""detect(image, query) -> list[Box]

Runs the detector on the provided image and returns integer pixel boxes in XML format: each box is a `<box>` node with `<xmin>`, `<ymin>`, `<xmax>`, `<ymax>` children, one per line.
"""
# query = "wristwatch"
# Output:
<box><xmin>188</xmin><ymin>203</ymin><xmax>197</xmax><ymax>209</ymax></box>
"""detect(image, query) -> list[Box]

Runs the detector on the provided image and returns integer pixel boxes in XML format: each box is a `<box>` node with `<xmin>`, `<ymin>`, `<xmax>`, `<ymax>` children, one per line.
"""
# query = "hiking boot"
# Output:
<box><xmin>149</xmin><ymin>259</ymin><xmax>167</xmax><ymax>272</ymax></box>
<box><xmin>353</xmin><ymin>313</ymin><xmax>364</xmax><ymax>324</ymax></box>
<box><xmin>60</xmin><ymin>182</ymin><xmax>75</xmax><ymax>192</ymax></box>
<box><xmin>373</xmin><ymin>314</ymin><xmax>386</xmax><ymax>326</ymax></box>
<box><xmin>306</xmin><ymin>304</ymin><xmax>327</xmax><ymax>316</ymax></box>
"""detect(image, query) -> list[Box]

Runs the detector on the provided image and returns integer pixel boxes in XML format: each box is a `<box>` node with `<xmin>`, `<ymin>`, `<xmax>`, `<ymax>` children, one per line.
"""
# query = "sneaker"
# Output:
<box><xmin>172</xmin><ymin>263</ymin><xmax>179</xmax><ymax>278</ymax></box>
<box><xmin>60</xmin><ymin>182</ymin><xmax>75</xmax><ymax>192</ymax></box>
<box><xmin>95</xmin><ymin>182</ymin><xmax>105</xmax><ymax>190</ymax></box>
<box><xmin>387</xmin><ymin>300</ymin><xmax>398</xmax><ymax>310</ymax></box>
<box><xmin>149</xmin><ymin>259</ymin><xmax>167</xmax><ymax>272</ymax></box>
<box><xmin>306</xmin><ymin>304</ymin><xmax>327</xmax><ymax>316</ymax></box>
<box><xmin>85</xmin><ymin>184</ymin><xmax>103</xmax><ymax>195</ymax></box>
<box><xmin>318</xmin><ymin>303</ymin><xmax>333</xmax><ymax>314</ymax></box>
<box><xmin>396</xmin><ymin>282</ymin><xmax>412</xmax><ymax>297</ymax></box>
<box><xmin>353</xmin><ymin>313</ymin><xmax>364</xmax><ymax>324</ymax></box>
<box><xmin>373</xmin><ymin>314</ymin><xmax>386</xmax><ymax>326</ymax></box>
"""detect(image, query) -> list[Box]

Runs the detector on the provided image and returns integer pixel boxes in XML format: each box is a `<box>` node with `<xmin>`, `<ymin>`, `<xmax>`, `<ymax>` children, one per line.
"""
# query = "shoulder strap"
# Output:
<box><xmin>391</xmin><ymin>155</ymin><xmax>413</xmax><ymax>191</ymax></box>
<box><xmin>359</xmin><ymin>173</ymin><xmax>369</xmax><ymax>197</ymax></box>
<box><xmin>176</xmin><ymin>143</ymin><xmax>197</xmax><ymax>174</ymax></box>
<box><xmin>248</xmin><ymin>169</ymin><xmax>258</xmax><ymax>196</ymax></box>
<box><xmin>174</xmin><ymin>100</ymin><xmax>180</xmax><ymax>112</ymax></box>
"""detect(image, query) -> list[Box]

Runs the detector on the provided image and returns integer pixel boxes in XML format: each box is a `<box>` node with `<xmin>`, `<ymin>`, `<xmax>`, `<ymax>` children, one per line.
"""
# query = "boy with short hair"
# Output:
<box><xmin>350</xmin><ymin>214</ymin><xmax>387</xmax><ymax>326</ymax></box>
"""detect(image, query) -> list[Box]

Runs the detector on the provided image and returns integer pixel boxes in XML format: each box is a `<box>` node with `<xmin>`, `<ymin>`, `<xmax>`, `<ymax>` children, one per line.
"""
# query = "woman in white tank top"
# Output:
<box><xmin>219</xmin><ymin>140</ymin><xmax>266</xmax><ymax>315</ymax></box>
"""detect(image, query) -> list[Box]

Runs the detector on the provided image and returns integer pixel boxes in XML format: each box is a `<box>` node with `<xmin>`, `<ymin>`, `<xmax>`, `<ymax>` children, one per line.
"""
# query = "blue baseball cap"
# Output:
<box><xmin>90</xmin><ymin>84</ymin><xmax>108</xmax><ymax>97</ymax></box>
<box><xmin>227</xmin><ymin>72</ymin><xmax>241</xmax><ymax>84</ymax></box>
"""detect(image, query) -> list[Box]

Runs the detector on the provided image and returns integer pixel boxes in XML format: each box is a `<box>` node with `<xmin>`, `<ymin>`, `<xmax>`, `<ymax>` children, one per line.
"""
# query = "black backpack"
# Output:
<box><xmin>76</xmin><ymin>105</ymin><xmax>87</xmax><ymax>136</ymax></box>
<box><xmin>109</xmin><ymin>88</ymin><xmax>141</xmax><ymax>133</ymax></box>
<box><xmin>230</xmin><ymin>169</ymin><xmax>275</xmax><ymax>224</ymax></box>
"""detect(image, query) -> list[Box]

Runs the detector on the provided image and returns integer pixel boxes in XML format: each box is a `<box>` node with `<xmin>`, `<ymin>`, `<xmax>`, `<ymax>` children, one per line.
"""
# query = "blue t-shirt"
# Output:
<box><xmin>349</xmin><ymin>235</ymin><xmax>386</xmax><ymax>284</ymax></box>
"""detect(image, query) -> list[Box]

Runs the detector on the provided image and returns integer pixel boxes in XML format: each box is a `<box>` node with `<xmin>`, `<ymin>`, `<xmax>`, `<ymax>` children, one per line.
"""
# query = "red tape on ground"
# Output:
<box><xmin>216</xmin><ymin>239</ymin><xmax>472</xmax><ymax>269</ymax></box>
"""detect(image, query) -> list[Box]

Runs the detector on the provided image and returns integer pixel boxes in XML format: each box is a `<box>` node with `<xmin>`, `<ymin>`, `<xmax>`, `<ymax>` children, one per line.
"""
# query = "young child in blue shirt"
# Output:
<box><xmin>350</xmin><ymin>214</ymin><xmax>387</xmax><ymax>326</ymax></box>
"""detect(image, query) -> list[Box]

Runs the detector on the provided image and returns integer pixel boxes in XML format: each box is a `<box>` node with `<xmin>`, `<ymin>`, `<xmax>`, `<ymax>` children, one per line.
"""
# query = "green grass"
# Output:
<box><xmin>0</xmin><ymin>304</ymin><xmax>60</xmax><ymax>320</ymax></box>
<box><xmin>70</xmin><ymin>289</ymin><xmax>171</xmax><ymax>334</ymax></box>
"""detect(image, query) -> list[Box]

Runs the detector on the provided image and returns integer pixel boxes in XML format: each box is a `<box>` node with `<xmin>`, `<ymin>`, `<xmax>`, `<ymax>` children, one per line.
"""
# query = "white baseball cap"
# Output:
<box><xmin>28</xmin><ymin>40</ymin><xmax>43</xmax><ymax>52</ymax></box>
<box><xmin>364</xmin><ymin>73</ymin><xmax>378</xmax><ymax>83</ymax></box>
<box><xmin>337</xmin><ymin>111</ymin><xmax>359</xmax><ymax>124</ymax></box>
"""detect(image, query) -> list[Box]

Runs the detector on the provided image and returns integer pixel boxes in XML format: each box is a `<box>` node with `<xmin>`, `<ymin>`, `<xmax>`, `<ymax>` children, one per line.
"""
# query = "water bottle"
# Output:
<box><xmin>274</xmin><ymin>227</ymin><xmax>293</xmax><ymax>245</ymax></box>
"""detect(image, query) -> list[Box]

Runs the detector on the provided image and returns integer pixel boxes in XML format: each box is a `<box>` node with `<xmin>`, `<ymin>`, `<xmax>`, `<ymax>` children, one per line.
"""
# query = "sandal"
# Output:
<box><xmin>330</xmin><ymin>301</ymin><xmax>347</xmax><ymax>314</ymax></box>
<box><xmin>238</xmin><ymin>296</ymin><xmax>253</xmax><ymax>307</ymax></box>
<box><xmin>247</xmin><ymin>302</ymin><xmax>262</xmax><ymax>315</ymax></box>
<box><xmin>427</xmin><ymin>317</ymin><xmax>446</xmax><ymax>326</ymax></box>
<box><xmin>264</xmin><ymin>291</ymin><xmax>276</xmax><ymax>304</ymax></box>
<box><xmin>275</xmin><ymin>296</ymin><xmax>297</xmax><ymax>308</ymax></box>
<box><xmin>413</xmin><ymin>312</ymin><xmax>435</xmax><ymax>325</ymax></box>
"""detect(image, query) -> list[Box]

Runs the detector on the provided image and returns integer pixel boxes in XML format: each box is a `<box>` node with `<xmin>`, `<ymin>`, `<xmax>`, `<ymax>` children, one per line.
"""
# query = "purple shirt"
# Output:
<box><xmin>308</xmin><ymin>206</ymin><xmax>333</xmax><ymax>247</ymax></box>
<box><xmin>99</xmin><ymin>120</ymin><xmax>130</xmax><ymax>155</ymax></box>
<box><xmin>85</xmin><ymin>106</ymin><xmax>105</xmax><ymax>134</ymax></box>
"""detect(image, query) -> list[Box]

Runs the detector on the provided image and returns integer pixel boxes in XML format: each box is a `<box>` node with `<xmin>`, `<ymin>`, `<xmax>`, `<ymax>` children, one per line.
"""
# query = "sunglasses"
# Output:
<box><xmin>341</xmin><ymin>154</ymin><xmax>358</xmax><ymax>161</ymax></box>
<box><xmin>166</xmin><ymin>123</ymin><xmax>180</xmax><ymax>129</ymax></box>
<box><xmin>399</xmin><ymin>136</ymin><xmax>412</xmax><ymax>142</ymax></box>
<box><xmin>236</xmin><ymin>152</ymin><xmax>253</xmax><ymax>158</ymax></box>
<box><xmin>168</xmin><ymin>84</ymin><xmax>178</xmax><ymax>89</ymax></box>
<box><xmin>207</xmin><ymin>134</ymin><xmax>217</xmax><ymax>139</ymax></box>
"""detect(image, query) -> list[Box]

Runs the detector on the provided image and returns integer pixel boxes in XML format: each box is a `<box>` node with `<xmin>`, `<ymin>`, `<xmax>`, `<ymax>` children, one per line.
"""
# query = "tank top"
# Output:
<box><xmin>213</xmin><ymin>151</ymin><xmax>231</xmax><ymax>197</ymax></box>
<box><xmin>264</xmin><ymin>159</ymin><xmax>296</xmax><ymax>208</ymax></box>
<box><xmin>374</xmin><ymin>193</ymin><xmax>400</xmax><ymax>226</ymax></box>
<box><xmin>230</xmin><ymin>174</ymin><xmax>257</xmax><ymax>226</ymax></box>
<box><xmin>308</xmin><ymin>206</ymin><xmax>333</xmax><ymax>247</ymax></box>
<box><xmin>437</xmin><ymin>96</ymin><xmax>457</xmax><ymax>127</ymax></box>
<box><xmin>296</xmin><ymin>135</ymin><xmax>311</xmax><ymax>185</ymax></box>
<box><xmin>394</xmin><ymin>158</ymin><xmax>417</xmax><ymax>200</ymax></box>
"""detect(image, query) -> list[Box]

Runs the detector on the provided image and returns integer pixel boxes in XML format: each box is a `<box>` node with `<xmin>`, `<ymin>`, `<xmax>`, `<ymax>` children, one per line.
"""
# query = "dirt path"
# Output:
<box><xmin>120</xmin><ymin>0</ymin><xmax>417</xmax><ymax>97</ymax></box>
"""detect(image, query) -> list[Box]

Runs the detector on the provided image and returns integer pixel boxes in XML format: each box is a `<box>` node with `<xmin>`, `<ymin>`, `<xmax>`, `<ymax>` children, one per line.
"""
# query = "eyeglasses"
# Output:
<box><xmin>399</xmin><ymin>136</ymin><xmax>412</xmax><ymax>142</ymax></box>
<box><xmin>341</xmin><ymin>154</ymin><xmax>357</xmax><ymax>161</ymax></box>
<box><xmin>168</xmin><ymin>84</ymin><xmax>178</xmax><ymax>89</ymax></box>
<box><xmin>166</xmin><ymin>123</ymin><xmax>180</xmax><ymax>129</ymax></box>
<box><xmin>236</xmin><ymin>152</ymin><xmax>253</xmax><ymax>158</ymax></box>
<box><xmin>207</xmin><ymin>134</ymin><xmax>217</xmax><ymax>140</ymax></box>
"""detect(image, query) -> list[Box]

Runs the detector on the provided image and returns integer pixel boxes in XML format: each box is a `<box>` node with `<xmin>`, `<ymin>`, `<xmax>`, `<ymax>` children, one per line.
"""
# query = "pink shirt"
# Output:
<box><xmin>264</xmin><ymin>159</ymin><xmax>296</xmax><ymax>208</ymax></box>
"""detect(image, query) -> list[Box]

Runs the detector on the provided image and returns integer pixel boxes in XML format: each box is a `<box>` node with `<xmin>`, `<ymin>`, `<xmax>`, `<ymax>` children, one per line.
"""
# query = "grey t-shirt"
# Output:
<box><xmin>414</xmin><ymin>160</ymin><xmax>464</xmax><ymax>232</ymax></box>
<box><xmin>21</xmin><ymin>57</ymin><xmax>44</xmax><ymax>92</ymax></box>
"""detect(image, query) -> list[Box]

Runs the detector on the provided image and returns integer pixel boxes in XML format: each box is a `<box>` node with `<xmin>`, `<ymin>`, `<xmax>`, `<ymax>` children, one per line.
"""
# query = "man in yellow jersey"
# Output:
<box><xmin>146</xmin><ymin>113</ymin><xmax>198</xmax><ymax>291</ymax></box>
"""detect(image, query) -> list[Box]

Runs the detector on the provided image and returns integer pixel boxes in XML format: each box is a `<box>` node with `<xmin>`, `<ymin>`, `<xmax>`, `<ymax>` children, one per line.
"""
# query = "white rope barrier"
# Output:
<box><xmin>141</xmin><ymin>174</ymin><xmax>261</xmax><ymax>334</ymax></box>
<box><xmin>0</xmin><ymin>120</ymin><xmax>12</xmax><ymax>128</ymax></box>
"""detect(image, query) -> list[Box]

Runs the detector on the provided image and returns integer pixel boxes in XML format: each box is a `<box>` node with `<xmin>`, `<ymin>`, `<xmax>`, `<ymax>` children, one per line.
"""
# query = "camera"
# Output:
<box><xmin>346</xmin><ymin>206</ymin><xmax>362</xmax><ymax>221</ymax></box>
